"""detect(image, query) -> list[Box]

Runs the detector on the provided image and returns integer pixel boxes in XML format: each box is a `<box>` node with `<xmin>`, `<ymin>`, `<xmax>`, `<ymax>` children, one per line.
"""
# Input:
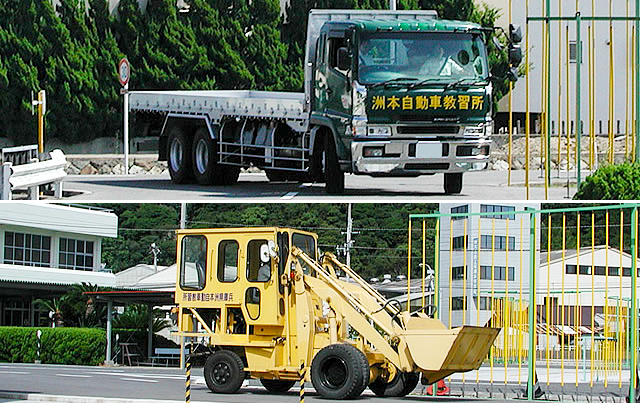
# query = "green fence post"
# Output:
<box><xmin>636</xmin><ymin>0</ymin><xmax>640</xmax><ymax>162</ymax></box>
<box><xmin>528</xmin><ymin>209</ymin><xmax>536</xmax><ymax>401</ymax></box>
<box><xmin>576</xmin><ymin>12</ymin><xmax>582</xmax><ymax>186</ymax></box>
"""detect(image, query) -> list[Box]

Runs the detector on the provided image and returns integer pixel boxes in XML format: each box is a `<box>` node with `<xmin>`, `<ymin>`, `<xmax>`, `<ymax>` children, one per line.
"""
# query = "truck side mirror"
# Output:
<box><xmin>509</xmin><ymin>46</ymin><xmax>523</xmax><ymax>67</ymax></box>
<box><xmin>337</xmin><ymin>47</ymin><xmax>351</xmax><ymax>71</ymax></box>
<box><xmin>509</xmin><ymin>24</ymin><xmax>523</xmax><ymax>44</ymax></box>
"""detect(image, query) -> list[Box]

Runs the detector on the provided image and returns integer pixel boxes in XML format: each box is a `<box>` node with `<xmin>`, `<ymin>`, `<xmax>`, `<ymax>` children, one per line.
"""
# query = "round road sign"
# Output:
<box><xmin>118</xmin><ymin>58</ymin><xmax>130</xmax><ymax>87</ymax></box>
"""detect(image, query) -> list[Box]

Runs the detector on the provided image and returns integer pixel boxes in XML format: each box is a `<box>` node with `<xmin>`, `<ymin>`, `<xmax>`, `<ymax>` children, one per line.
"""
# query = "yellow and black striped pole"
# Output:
<box><xmin>299</xmin><ymin>363</ymin><xmax>306</xmax><ymax>403</ymax></box>
<box><xmin>185</xmin><ymin>354</ymin><xmax>191</xmax><ymax>403</ymax></box>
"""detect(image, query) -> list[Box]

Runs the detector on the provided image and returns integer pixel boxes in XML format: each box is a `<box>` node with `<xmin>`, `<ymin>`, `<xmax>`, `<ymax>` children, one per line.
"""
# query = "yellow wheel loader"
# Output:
<box><xmin>175</xmin><ymin>227</ymin><xmax>499</xmax><ymax>399</ymax></box>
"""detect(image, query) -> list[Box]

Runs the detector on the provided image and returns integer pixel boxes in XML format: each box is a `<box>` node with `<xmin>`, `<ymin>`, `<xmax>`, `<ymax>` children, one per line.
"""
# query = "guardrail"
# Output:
<box><xmin>0</xmin><ymin>144</ymin><xmax>39</xmax><ymax>165</ymax></box>
<box><xmin>0</xmin><ymin>149</ymin><xmax>67</xmax><ymax>200</ymax></box>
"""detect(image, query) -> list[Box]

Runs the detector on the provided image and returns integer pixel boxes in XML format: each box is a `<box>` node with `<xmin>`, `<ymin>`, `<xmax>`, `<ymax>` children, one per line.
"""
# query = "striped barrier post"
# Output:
<box><xmin>299</xmin><ymin>363</ymin><xmax>305</xmax><ymax>403</ymax></box>
<box><xmin>35</xmin><ymin>329</ymin><xmax>42</xmax><ymax>364</ymax></box>
<box><xmin>185</xmin><ymin>354</ymin><xmax>191</xmax><ymax>403</ymax></box>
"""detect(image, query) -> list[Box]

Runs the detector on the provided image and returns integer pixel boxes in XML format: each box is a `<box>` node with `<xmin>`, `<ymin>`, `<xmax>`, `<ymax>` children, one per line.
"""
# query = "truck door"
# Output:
<box><xmin>324</xmin><ymin>30</ymin><xmax>352</xmax><ymax>142</ymax></box>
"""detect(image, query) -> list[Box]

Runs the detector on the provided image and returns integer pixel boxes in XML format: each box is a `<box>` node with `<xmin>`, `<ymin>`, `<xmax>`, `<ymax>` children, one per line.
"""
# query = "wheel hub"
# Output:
<box><xmin>212</xmin><ymin>362</ymin><xmax>231</xmax><ymax>385</ymax></box>
<box><xmin>195</xmin><ymin>139</ymin><xmax>209</xmax><ymax>174</ymax></box>
<box><xmin>321</xmin><ymin>357</ymin><xmax>347</xmax><ymax>389</ymax></box>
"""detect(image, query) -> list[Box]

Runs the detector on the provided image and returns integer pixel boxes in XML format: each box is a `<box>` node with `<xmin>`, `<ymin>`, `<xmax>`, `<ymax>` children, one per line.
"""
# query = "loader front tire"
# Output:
<box><xmin>311</xmin><ymin>344</ymin><xmax>369</xmax><ymax>400</ymax></box>
<box><xmin>204</xmin><ymin>350</ymin><xmax>245</xmax><ymax>394</ymax></box>
<box><xmin>369</xmin><ymin>371</ymin><xmax>419</xmax><ymax>397</ymax></box>
<box><xmin>260</xmin><ymin>379</ymin><xmax>296</xmax><ymax>394</ymax></box>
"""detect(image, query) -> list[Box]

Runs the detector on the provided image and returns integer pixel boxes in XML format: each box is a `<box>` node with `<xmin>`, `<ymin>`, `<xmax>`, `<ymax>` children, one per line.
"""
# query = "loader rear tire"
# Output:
<box><xmin>204</xmin><ymin>350</ymin><xmax>245</xmax><ymax>394</ymax></box>
<box><xmin>369</xmin><ymin>371</ymin><xmax>419</xmax><ymax>397</ymax></box>
<box><xmin>311</xmin><ymin>344</ymin><xmax>368</xmax><ymax>400</ymax></box>
<box><xmin>260</xmin><ymin>379</ymin><xmax>295</xmax><ymax>394</ymax></box>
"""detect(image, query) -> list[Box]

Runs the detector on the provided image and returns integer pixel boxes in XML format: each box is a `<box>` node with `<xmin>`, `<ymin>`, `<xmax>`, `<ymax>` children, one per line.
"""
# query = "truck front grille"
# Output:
<box><xmin>397</xmin><ymin>126</ymin><xmax>460</xmax><ymax>135</ymax></box>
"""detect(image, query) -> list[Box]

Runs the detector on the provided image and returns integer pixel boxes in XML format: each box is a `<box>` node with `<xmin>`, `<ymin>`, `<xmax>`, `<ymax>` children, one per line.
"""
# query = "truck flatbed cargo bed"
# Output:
<box><xmin>129</xmin><ymin>90</ymin><xmax>307</xmax><ymax>121</ymax></box>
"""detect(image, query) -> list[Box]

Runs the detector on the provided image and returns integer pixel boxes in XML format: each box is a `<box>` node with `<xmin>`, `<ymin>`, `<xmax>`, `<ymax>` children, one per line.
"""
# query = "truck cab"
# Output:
<box><xmin>308</xmin><ymin>14</ymin><xmax>495</xmax><ymax>194</ymax></box>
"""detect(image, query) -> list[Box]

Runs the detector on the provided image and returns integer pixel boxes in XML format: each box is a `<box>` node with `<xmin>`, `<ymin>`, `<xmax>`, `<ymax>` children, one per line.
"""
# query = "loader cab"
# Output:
<box><xmin>176</xmin><ymin>228</ymin><xmax>318</xmax><ymax>332</ymax></box>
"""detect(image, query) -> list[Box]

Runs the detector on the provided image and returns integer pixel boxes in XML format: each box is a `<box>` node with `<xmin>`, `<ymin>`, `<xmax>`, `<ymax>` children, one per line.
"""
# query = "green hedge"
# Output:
<box><xmin>0</xmin><ymin>327</ymin><xmax>105</xmax><ymax>365</ymax></box>
<box><xmin>574</xmin><ymin>162</ymin><xmax>640</xmax><ymax>200</ymax></box>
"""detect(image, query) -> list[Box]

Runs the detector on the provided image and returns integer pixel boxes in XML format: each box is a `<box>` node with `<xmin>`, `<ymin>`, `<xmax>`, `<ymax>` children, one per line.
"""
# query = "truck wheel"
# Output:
<box><xmin>444</xmin><ymin>173</ymin><xmax>463</xmax><ymax>194</ymax></box>
<box><xmin>168</xmin><ymin>126</ymin><xmax>194</xmax><ymax>184</ymax></box>
<box><xmin>192</xmin><ymin>128</ymin><xmax>240</xmax><ymax>186</ymax></box>
<box><xmin>311</xmin><ymin>344</ymin><xmax>368</xmax><ymax>400</ymax></box>
<box><xmin>369</xmin><ymin>371</ymin><xmax>419</xmax><ymax>397</ymax></box>
<box><xmin>260</xmin><ymin>379</ymin><xmax>296</xmax><ymax>393</ymax></box>
<box><xmin>324</xmin><ymin>136</ymin><xmax>345</xmax><ymax>194</ymax></box>
<box><xmin>204</xmin><ymin>350</ymin><xmax>246</xmax><ymax>394</ymax></box>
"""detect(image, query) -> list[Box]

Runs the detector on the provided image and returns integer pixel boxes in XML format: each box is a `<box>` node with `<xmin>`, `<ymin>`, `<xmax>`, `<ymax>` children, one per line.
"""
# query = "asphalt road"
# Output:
<box><xmin>58</xmin><ymin>170</ymin><xmax>576</xmax><ymax>201</ymax></box>
<box><xmin>0</xmin><ymin>363</ymin><xmax>630</xmax><ymax>403</ymax></box>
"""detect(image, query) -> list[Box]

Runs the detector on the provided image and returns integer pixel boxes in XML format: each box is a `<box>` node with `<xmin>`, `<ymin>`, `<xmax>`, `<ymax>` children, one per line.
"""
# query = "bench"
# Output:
<box><xmin>150</xmin><ymin>348</ymin><xmax>183</xmax><ymax>366</ymax></box>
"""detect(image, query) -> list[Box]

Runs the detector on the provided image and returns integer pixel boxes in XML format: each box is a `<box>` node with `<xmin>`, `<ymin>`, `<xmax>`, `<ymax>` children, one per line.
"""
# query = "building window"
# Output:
<box><xmin>567</xmin><ymin>264</ymin><xmax>627</xmax><ymax>277</ymax></box>
<box><xmin>480</xmin><ymin>205</ymin><xmax>516</xmax><ymax>220</ymax></box>
<box><xmin>4</xmin><ymin>232</ymin><xmax>51</xmax><ymax>267</ymax></box>
<box><xmin>480</xmin><ymin>265</ymin><xmax>515</xmax><ymax>281</ymax></box>
<box><xmin>451</xmin><ymin>205</ymin><xmax>468</xmax><ymax>220</ymax></box>
<box><xmin>59</xmin><ymin>238</ymin><xmax>94</xmax><ymax>271</ymax></box>
<box><xmin>452</xmin><ymin>266</ymin><xmax>465</xmax><ymax>280</ymax></box>
<box><xmin>452</xmin><ymin>297</ymin><xmax>465</xmax><ymax>311</ymax></box>
<box><xmin>478</xmin><ymin>296</ymin><xmax>493</xmax><ymax>310</ymax></box>
<box><xmin>480</xmin><ymin>235</ymin><xmax>515</xmax><ymax>251</ymax></box>
<box><xmin>3</xmin><ymin>299</ymin><xmax>31</xmax><ymax>326</ymax></box>
<box><xmin>452</xmin><ymin>236</ymin><xmax>468</xmax><ymax>251</ymax></box>
<box><xmin>569</xmin><ymin>41</ymin><xmax>582</xmax><ymax>63</ymax></box>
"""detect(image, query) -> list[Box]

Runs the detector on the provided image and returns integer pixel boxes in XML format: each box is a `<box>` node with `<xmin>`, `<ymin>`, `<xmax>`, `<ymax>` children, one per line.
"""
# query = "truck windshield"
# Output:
<box><xmin>357</xmin><ymin>32</ymin><xmax>488</xmax><ymax>85</ymax></box>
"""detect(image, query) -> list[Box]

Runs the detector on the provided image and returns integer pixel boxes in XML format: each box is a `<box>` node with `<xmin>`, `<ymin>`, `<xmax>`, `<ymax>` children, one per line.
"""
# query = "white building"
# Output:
<box><xmin>439</xmin><ymin>202</ymin><xmax>540</xmax><ymax>328</ymax></box>
<box><xmin>0</xmin><ymin>203</ymin><xmax>118</xmax><ymax>326</ymax></box>
<box><xmin>485</xmin><ymin>0</ymin><xmax>637</xmax><ymax>135</ymax></box>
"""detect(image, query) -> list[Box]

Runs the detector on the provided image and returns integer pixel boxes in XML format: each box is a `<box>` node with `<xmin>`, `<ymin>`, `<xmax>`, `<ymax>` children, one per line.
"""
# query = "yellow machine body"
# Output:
<box><xmin>174</xmin><ymin>227</ymin><xmax>499</xmax><ymax>393</ymax></box>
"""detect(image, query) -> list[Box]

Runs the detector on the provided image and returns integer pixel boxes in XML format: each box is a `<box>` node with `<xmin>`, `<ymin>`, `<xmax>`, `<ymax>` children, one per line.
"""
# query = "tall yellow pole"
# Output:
<box><xmin>576</xmin><ymin>213</ymin><xmax>581</xmax><ymax>386</ymax></box>
<box><xmin>591</xmin><ymin>0</ymin><xmax>596</xmax><ymax>168</ymax></box>
<box><xmin>604</xmin><ymin>211</ymin><xmax>609</xmax><ymax>387</ymax></box>
<box><xmin>609</xmin><ymin>1</ymin><xmax>615</xmax><ymax>164</ymax></box>
<box><xmin>505</xmin><ymin>218</ymin><xmax>509</xmax><ymax>379</ymax></box>
<box><xmin>542</xmin><ymin>0</ymin><xmax>549</xmax><ymax>200</ymax></box>
<box><xmin>408</xmin><ymin>219</ymin><xmax>412</xmax><ymax>307</ymax></box>
<box><xmin>449</xmin><ymin>219</ymin><xmax>453</xmax><ymax>329</ymax></box>
<box><xmin>490</xmin><ymin>219</ymin><xmax>495</xmax><ymax>385</ymax></box>
<box><xmin>422</xmin><ymin>220</ymin><xmax>426</xmax><ymax>308</ymax></box>
<box><xmin>477</xmin><ymin>217</ymin><xmax>482</xmax><ymax>385</ymax></box>
<box><xmin>567</xmin><ymin>26</ymin><xmax>572</xmax><ymax>175</ymax></box>
<box><xmin>546</xmin><ymin>214</ymin><xmax>551</xmax><ymax>384</ymax></box>
<box><xmin>590</xmin><ymin>212</ymin><xmax>595</xmax><ymax>388</ymax></box>
<box><xmin>518</xmin><ymin>216</ymin><xmax>523</xmax><ymax>383</ymax></box>
<box><xmin>561</xmin><ymin>213</ymin><xmax>566</xmax><ymax>386</ymax></box>
<box><xmin>508</xmin><ymin>0</ymin><xmax>514</xmax><ymax>186</ymax></box>
<box><xmin>37</xmin><ymin>90</ymin><xmax>45</xmax><ymax>154</ymax></box>
<box><xmin>588</xmin><ymin>26</ymin><xmax>594</xmax><ymax>168</ymax></box>
<box><xmin>619</xmin><ymin>210</ymin><xmax>624</xmax><ymax>387</ymax></box>
<box><xmin>557</xmin><ymin>0</ymin><xmax>563</xmax><ymax>175</ymax></box>
<box><xmin>627</xmin><ymin>0</ymin><xmax>631</xmax><ymax>159</ymax></box>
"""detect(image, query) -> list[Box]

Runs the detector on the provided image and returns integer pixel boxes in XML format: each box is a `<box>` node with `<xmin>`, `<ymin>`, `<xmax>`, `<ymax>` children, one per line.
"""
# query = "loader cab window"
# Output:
<box><xmin>277</xmin><ymin>232</ymin><xmax>289</xmax><ymax>294</ymax></box>
<box><xmin>180</xmin><ymin>235</ymin><xmax>207</xmax><ymax>290</ymax></box>
<box><xmin>218</xmin><ymin>240</ymin><xmax>239</xmax><ymax>282</ymax></box>
<box><xmin>293</xmin><ymin>233</ymin><xmax>316</xmax><ymax>275</ymax></box>
<box><xmin>247</xmin><ymin>239</ymin><xmax>271</xmax><ymax>282</ymax></box>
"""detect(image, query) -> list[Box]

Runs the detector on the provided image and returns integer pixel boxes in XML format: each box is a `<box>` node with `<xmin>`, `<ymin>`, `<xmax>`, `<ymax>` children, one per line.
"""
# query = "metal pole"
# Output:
<box><xmin>124</xmin><ymin>82</ymin><xmax>129</xmax><ymax>175</ymax></box>
<box><xmin>546</xmin><ymin>0</ymin><xmax>552</xmax><ymax>195</ymax></box>
<box><xmin>636</xmin><ymin>0</ymin><xmax>640</xmax><ymax>161</ymax></box>
<box><xmin>106</xmin><ymin>299</ymin><xmax>113</xmax><ymax>365</ymax></box>
<box><xmin>147</xmin><ymin>304</ymin><xmax>153</xmax><ymax>361</ymax></box>
<box><xmin>576</xmin><ymin>12</ymin><xmax>582</xmax><ymax>186</ymax></box>
<box><xmin>508</xmin><ymin>0</ymin><xmax>513</xmax><ymax>186</ymax></box>
<box><xmin>37</xmin><ymin>90</ymin><xmax>45</xmax><ymax>156</ymax></box>
<box><xmin>528</xmin><ymin>209</ymin><xmax>536</xmax><ymax>401</ymax></box>
<box><xmin>631</xmin><ymin>207</ymin><xmax>638</xmax><ymax>403</ymax></box>
<box><xmin>526</xmin><ymin>0</ymin><xmax>530</xmax><ymax>200</ymax></box>
<box><xmin>180</xmin><ymin>203</ymin><xmax>187</xmax><ymax>229</ymax></box>
<box><xmin>389</xmin><ymin>0</ymin><xmax>396</xmax><ymax>10</ymax></box>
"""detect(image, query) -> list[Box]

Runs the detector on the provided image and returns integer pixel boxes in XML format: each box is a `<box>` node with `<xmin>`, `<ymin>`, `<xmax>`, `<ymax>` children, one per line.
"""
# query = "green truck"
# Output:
<box><xmin>129</xmin><ymin>9</ymin><xmax>520</xmax><ymax>194</ymax></box>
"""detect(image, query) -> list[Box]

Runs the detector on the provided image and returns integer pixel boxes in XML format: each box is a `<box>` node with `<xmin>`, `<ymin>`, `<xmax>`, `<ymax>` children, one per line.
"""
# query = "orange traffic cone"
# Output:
<box><xmin>426</xmin><ymin>379</ymin><xmax>450</xmax><ymax>396</ymax></box>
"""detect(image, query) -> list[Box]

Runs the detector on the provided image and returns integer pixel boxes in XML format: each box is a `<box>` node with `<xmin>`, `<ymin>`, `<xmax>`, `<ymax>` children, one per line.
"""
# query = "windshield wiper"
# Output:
<box><xmin>407</xmin><ymin>78</ymin><xmax>448</xmax><ymax>90</ymax></box>
<box><xmin>370</xmin><ymin>77</ymin><xmax>419</xmax><ymax>88</ymax></box>
<box><xmin>443</xmin><ymin>78</ymin><xmax>489</xmax><ymax>91</ymax></box>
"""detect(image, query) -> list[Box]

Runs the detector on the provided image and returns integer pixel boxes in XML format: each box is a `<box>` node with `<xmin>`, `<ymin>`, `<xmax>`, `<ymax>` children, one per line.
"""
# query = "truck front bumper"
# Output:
<box><xmin>350</xmin><ymin>138</ymin><xmax>490</xmax><ymax>176</ymax></box>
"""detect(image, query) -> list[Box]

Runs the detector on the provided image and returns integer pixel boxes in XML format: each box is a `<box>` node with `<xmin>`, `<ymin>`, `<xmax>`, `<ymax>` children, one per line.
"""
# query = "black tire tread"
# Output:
<box><xmin>203</xmin><ymin>350</ymin><xmax>245</xmax><ymax>394</ymax></box>
<box><xmin>311</xmin><ymin>343</ymin><xmax>367</xmax><ymax>400</ymax></box>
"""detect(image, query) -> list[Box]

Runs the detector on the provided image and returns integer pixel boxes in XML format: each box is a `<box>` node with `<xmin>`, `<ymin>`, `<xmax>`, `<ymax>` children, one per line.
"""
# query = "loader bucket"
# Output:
<box><xmin>401</xmin><ymin>326</ymin><xmax>499</xmax><ymax>374</ymax></box>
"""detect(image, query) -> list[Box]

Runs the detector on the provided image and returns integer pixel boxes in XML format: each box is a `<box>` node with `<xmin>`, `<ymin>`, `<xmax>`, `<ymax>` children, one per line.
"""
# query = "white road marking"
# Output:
<box><xmin>56</xmin><ymin>373</ymin><xmax>91</xmax><ymax>378</ymax></box>
<box><xmin>87</xmin><ymin>372</ymin><xmax>183</xmax><ymax>380</ymax></box>
<box><xmin>0</xmin><ymin>371</ymin><xmax>29</xmax><ymax>374</ymax></box>
<box><xmin>281</xmin><ymin>191</ymin><xmax>298</xmax><ymax>199</ymax></box>
<box><xmin>120</xmin><ymin>377</ymin><xmax>159</xmax><ymax>383</ymax></box>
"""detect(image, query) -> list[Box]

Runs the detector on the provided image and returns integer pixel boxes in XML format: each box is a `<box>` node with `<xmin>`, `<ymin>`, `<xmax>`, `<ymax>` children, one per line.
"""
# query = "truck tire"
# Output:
<box><xmin>324</xmin><ymin>136</ymin><xmax>345</xmax><ymax>194</ymax></box>
<box><xmin>192</xmin><ymin>128</ymin><xmax>241</xmax><ymax>186</ymax></box>
<box><xmin>444</xmin><ymin>173</ymin><xmax>463</xmax><ymax>194</ymax></box>
<box><xmin>369</xmin><ymin>371</ymin><xmax>419</xmax><ymax>397</ymax></box>
<box><xmin>167</xmin><ymin>126</ymin><xmax>194</xmax><ymax>184</ymax></box>
<box><xmin>311</xmin><ymin>344</ymin><xmax>368</xmax><ymax>400</ymax></box>
<box><xmin>204</xmin><ymin>350</ymin><xmax>246</xmax><ymax>394</ymax></box>
<box><xmin>259</xmin><ymin>379</ymin><xmax>296</xmax><ymax>393</ymax></box>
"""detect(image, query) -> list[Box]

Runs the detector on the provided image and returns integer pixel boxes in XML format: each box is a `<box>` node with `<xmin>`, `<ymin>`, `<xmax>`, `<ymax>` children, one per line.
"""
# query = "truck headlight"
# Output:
<box><xmin>352</xmin><ymin>80</ymin><xmax>367</xmax><ymax>117</ymax></box>
<box><xmin>368</xmin><ymin>126</ymin><xmax>391</xmax><ymax>136</ymax></box>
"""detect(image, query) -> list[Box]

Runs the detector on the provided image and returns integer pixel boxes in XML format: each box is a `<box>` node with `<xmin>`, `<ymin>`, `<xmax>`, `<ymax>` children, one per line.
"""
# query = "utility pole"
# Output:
<box><xmin>338</xmin><ymin>204</ymin><xmax>359</xmax><ymax>281</ymax></box>
<box><xmin>180</xmin><ymin>203</ymin><xmax>187</xmax><ymax>229</ymax></box>
<box><xmin>389</xmin><ymin>0</ymin><xmax>396</xmax><ymax>10</ymax></box>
